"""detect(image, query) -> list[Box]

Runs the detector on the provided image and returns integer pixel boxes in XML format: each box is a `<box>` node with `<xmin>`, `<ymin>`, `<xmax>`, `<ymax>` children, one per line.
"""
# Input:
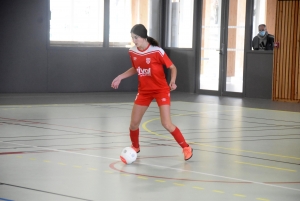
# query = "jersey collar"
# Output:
<box><xmin>137</xmin><ymin>43</ymin><xmax>150</xmax><ymax>52</ymax></box>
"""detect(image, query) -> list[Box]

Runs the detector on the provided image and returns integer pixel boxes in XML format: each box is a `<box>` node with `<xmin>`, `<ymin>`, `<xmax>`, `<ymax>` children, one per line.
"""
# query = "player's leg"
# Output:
<box><xmin>129</xmin><ymin>93</ymin><xmax>152</xmax><ymax>152</ymax></box>
<box><xmin>129</xmin><ymin>104</ymin><xmax>148</xmax><ymax>152</ymax></box>
<box><xmin>158</xmin><ymin>105</ymin><xmax>186</xmax><ymax>146</ymax></box>
<box><xmin>155</xmin><ymin>91</ymin><xmax>193</xmax><ymax>160</ymax></box>
<box><xmin>130</xmin><ymin>104</ymin><xmax>148</xmax><ymax>131</ymax></box>
<box><xmin>158</xmin><ymin>105</ymin><xmax>193</xmax><ymax>160</ymax></box>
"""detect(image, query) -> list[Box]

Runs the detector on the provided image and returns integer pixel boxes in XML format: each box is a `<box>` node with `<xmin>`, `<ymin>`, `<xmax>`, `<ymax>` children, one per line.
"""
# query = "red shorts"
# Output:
<box><xmin>134</xmin><ymin>91</ymin><xmax>171</xmax><ymax>106</ymax></box>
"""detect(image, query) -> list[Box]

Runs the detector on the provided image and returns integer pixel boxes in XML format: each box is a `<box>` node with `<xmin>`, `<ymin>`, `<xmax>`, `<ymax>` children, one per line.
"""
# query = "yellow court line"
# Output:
<box><xmin>137</xmin><ymin>176</ymin><xmax>148</xmax><ymax>180</ymax></box>
<box><xmin>58</xmin><ymin>162</ymin><xmax>67</xmax><ymax>166</ymax></box>
<box><xmin>155</xmin><ymin>180</ymin><xmax>166</xmax><ymax>183</ymax></box>
<box><xmin>193</xmin><ymin>186</ymin><xmax>204</xmax><ymax>190</ymax></box>
<box><xmin>257</xmin><ymin>198</ymin><xmax>270</xmax><ymax>201</ymax></box>
<box><xmin>104</xmin><ymin>170</ymin><xmax>113</xmax><ymax>173</ymax></box>
<box><xmin>88</xmin><ymin>168</ymin><xmax>98</xmax><ymax>171</ymax></box>
<box><xmin>234</xmin><ymin>194</ymin><xmax>246</xmax><ymax>197</ymax></box>
<box><xmin>142</xmin><ymin>115</ymin><xmax>300</xmax><ymax>160</ymax></box>
<box><xmin>213</xmin><ymin>190</ymin><xmax>224</xmax><ymax>193</ymax></box>
<box><xmin>235</xmin><ymin>161</ymin><xmax>296</xmax><ymax>172</ymax></box>
<box><xmin>173</xmin><ymin>183</ymin><xmax>185</xmax><ymax>186</ymax></box>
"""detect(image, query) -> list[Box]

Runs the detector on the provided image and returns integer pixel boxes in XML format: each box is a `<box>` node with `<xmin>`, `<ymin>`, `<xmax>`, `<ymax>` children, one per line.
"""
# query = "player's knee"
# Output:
<box><xmin>130</xmin><ymin>122</ymin><xmax>139</xmax><ymax>131</ymax></box>
<box><xmin>161</xmin><ymin>121</ymin><xmax>173</xmax><ymax>132</ymax></box>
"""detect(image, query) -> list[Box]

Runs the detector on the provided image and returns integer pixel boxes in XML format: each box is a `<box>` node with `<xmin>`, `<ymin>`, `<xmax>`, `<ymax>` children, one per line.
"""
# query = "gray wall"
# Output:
<box><xmin>0</xmin><ymin>0</ymin><xmax>137</xmax><ymax>93</ymax></box>
<box><xmin>0</xmin><ymin>0</ymin><xmax>272</xmax><ymax>98</ymax></box>
<box><xmin>47</xmin><ymin>48</ymin><xmax>137</xmax><ymax>92</ymax></box>
<box><xmin>165</xmin><ymin>49</ymin><xmax>196</xmax><ymax>93</ymax></box>
<box><xmin>244</xmin><ymin>51</ymin><xmax>273</xmax><ymax>99</ymax></box>
<box><xmin>0</xmin><ymin>0</ymin><xmax>48</xmax><ymax>92</ymax></box>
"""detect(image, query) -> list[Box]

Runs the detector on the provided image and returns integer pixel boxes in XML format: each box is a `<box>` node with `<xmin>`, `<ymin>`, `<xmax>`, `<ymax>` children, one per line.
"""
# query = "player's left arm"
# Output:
<box><xmin>159</xmin><ymin>49</ymin><xmax>177</xmax><ymax>91</ymax></box>
<box><xmin>169</xmin><ymin>64</ymin><xmax>177</xmax><ymax>91</ymax></box>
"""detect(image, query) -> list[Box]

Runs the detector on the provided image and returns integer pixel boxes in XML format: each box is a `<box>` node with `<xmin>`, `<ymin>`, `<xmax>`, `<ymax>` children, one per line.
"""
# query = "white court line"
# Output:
<box><xmin>1</xmin><ymin>141</ymin><xmax>300</xmax><ymax>193</ymax></box>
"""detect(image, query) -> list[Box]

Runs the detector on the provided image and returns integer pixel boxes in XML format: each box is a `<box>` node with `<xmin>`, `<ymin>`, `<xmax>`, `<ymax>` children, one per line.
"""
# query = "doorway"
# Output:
<box><xmin>198</xmin><ymin>0</ymin><xmax>246</xmax><ymax>96</ymax></box>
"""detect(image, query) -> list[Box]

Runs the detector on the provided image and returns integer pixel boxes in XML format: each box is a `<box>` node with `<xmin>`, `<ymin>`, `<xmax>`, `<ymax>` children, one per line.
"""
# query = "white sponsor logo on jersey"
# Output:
<box><xmin>137</xmin><ymin>67</ymin><xmax>151</xmax><ymax>76</ymax></box>
<box><xmin>146</xmin><ymin>58</ymin><xmax>151</xmax><ymax>64</ymax></box>
<box><xmin>133</xmin><ymin>57</ymin><xmax>137</xmax><ymax>60</ymax></box>
<box><xmin>162</xmin><ymin>98</ymin><xmax>166</xmax><ymax>102</ymax></box>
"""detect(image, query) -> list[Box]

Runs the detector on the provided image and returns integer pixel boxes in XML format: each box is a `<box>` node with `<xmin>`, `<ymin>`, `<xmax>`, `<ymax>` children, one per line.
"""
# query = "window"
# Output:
<box><xmin>50</xmin><ymin>0</ymin><xmax>104</xmax><ymax>47</ymax></box>
<box><xmin>109</xmin><ymin>0</ymin><xmax>158</xmax><ymax>47</ymax></box>
<box><xmin>50</xmin><ymin>0</ymin><xmax>160</xmax><ymax>48</ymax></box>
<box><xmin>252</xmin><ymin>0</ymin><xmax>277</xmax><ymax>49</ymax></box>
<box><xmin>166</xmin><ymin>0</ymin><xmax>194</xmax><ymax>48</ymax></box>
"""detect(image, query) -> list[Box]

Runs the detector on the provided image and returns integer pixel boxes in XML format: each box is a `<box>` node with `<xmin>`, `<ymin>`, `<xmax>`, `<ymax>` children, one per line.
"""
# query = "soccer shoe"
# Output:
<box><xmin>131</xmin><ymin>145</ymin><xmax>140</xmax><ymax>153</ymax></box>
<box><xmin>183</xmin><ymin>146</ymin><xmax>193</xmax><ymax>161</ymax></box>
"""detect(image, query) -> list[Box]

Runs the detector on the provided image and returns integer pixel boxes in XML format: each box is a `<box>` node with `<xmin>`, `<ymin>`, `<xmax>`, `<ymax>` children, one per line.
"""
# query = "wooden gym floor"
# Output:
<box><xmin>0</xmin><ymin>92</ymin><xmax>299</xmax><ymax>201</ymax></box>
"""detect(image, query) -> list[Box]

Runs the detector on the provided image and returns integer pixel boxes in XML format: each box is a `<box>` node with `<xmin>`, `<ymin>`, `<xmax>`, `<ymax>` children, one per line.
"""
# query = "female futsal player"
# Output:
<box><xmin>111</xmin><ymin>24</ymin><xmax>193</xmax><ymax>161</ymax></box>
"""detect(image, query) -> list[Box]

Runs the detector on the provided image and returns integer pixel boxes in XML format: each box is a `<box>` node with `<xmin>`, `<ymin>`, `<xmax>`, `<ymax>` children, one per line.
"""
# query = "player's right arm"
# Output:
<box><xmin>111</xmin><ymin>67</ymin><xmax>137</xmax><ymax>89</ymax></box>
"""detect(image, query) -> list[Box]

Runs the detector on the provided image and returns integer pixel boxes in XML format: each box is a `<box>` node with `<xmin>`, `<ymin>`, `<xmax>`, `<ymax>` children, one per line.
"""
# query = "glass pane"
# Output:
<box><xmin>199</xmin><ymin>0</ymin><xmax>221</xmax><ymax>90</ymax></box>
<box><xmin>226</xmin><ymin>0</ymin><xmax>246</xmax><ymax>92</ymax></box>
<box><xmin>252</xmin><ymin>0</ymin><xmax>276</xmax><ymax>50</ymax></box>
<box><xmin>109</xmin><ymin>0</ymin><xmax>159</xmax><ymax>47</ymax></box>
<box><xmin>167</xmin><ymin>0</ymin><xmax>194</xmax><ymax>48</ymax></box>
<box><xmin>50</xmin><ymin>0</ymin><xmax>104</xmax><ymax>46</ymax></box>
<box><xmin>109</xmin><ymin>0</ymin><xmax>132</xmax><ymax>47</ymax></box>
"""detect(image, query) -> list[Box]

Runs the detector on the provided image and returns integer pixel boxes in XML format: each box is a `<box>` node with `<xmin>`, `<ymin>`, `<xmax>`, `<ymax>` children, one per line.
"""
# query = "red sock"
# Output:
<box><xmin>130</xmin><ymin>128</ymin><xmax>139</xmax><ymax>148</ymax></box>
<box><xmin>171</xmin><ymin>127</ymin><xmax>188</xmax><ymax>148</ymax></box>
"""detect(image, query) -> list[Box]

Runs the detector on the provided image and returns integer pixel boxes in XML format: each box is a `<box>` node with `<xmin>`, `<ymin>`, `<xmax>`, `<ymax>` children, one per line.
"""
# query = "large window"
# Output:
<box><xmin>50</xmin><ymin>0</ymin><xmax>104</xmax><ymax>47</ymax></box>
<box><xmin>252</xmin><ymin>0</ymin><xmax>277</xmax><ymax>49</ymax></box>
<box><xmin>50</xmin><ymin>0</ymin><xmax>160</xmax><ymax>48</ymax></box>
<box><xmin>109</xmin><ymin>0</ymin><xmax>159</xmax><ymax>47</ymax></box>
<box><xmin>109</xmin><ymin>0</ymin><xmax>132</xmax><ymax>47</ymax></box>
<box><xmin>166</xmin><ymin>0</ymin><xmax>194</xmax><ymax>48</ymax></box>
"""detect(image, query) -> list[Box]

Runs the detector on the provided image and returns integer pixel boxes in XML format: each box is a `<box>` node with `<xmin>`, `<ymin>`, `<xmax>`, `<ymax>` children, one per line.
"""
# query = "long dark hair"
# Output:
<box><xmin>131</xmin><ymin>24</ymin><xmax>159</xmax><ymax>46</ymax></box>
<box><xmin>147</xmin><ymin>36</ymin><xmax>159</xmax><ymax>46</ymax></box>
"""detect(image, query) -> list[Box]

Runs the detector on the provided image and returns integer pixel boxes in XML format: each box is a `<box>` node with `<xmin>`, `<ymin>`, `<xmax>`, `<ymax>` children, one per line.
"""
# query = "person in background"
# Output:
<box><xmin>252</xmin><ymin>24</ymin><xmax>274</xmax><ymax>50</ymax></box>
<box><xmin>111</xmin><ymin>24</ymin><xmax>193</xmax><ymax>161</ymax></box>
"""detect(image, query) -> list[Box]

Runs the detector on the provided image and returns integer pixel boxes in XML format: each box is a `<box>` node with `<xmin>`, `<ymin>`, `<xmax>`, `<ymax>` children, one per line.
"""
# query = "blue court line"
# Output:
<box><xmin>0</xmin><ymin>198</ymin><xmax>14</xmax><ymax>201</ymax></box>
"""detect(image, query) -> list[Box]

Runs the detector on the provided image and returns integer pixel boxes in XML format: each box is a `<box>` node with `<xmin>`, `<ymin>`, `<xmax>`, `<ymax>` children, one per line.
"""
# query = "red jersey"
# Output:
<box><xmin>129</xmin><ymin>44</ymin><xmax>173</xmax><ymax>92</ymax></box>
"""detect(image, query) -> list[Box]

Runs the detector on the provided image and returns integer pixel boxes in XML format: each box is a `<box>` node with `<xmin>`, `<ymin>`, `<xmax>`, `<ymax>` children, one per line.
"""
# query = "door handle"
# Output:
<box><xmin>216</xmin><ymin>49</ymin><xmax>223</xmax><ymax>54</ymax></box>
<box><xmin>216</xmin><ymin>43</ymin><xmax>224</xmax><ymax>54</ymax></box>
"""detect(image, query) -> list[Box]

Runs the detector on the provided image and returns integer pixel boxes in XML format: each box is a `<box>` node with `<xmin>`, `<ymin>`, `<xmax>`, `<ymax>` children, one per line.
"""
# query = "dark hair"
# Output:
<box><xmin>147</xmin><ymin>36</ymin><xmax>159</xmax><ymax>46</ymax></box>
<box><xmin>130</xmin><ymin>24</ymin><xmax>159</xmax><ymax>46</ymax></box>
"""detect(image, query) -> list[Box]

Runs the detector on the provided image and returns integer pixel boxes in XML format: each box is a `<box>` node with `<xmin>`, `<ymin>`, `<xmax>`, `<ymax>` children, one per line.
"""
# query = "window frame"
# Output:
<box><xmin>47</xmin><ymin>0</ymin><xmax>163</xmax><ymax>49</ymax></box>
<box><xmin>48</xmin><ymin>0</ymin><xmax>106</xmax><ymax>48</ymax></box>
<box><xmin>163</xmin><ymin>0</ymin><xmax>196</xmax><ymax>49</ymax></box>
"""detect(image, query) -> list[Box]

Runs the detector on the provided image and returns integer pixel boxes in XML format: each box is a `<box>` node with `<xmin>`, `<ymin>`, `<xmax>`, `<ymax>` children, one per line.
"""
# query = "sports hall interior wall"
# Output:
<box><xmin>0</xmin><ymin>0</ymin><xmax>274</xmax><ymax>99</ymax></box>
<box><xmin>0</xmin><ymin>0</ymin><xmax>138</xmax><ymax>93</ymax></box>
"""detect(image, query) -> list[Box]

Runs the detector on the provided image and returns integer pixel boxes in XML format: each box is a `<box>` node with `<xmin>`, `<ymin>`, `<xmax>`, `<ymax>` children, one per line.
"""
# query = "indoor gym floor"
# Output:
<box><xmin>0</xmin><ymin>92</ymin><xmax>300</xmax><ymax>201</ymax></box>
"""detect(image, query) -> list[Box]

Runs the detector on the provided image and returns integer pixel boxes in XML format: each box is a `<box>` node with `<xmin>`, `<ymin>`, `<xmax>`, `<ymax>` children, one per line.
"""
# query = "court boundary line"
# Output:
<box><xmin>141</xmin><ymin>115</ymin><xmax>300</xmax><ymax>160</ymax></box>
<box><xmin>0</xmin><ymin>101</ymin><xmax>299</xmax><ymax>113</ymax></box>
<box><xmin>1</xmin><ymin>141</ymin><xmax>300</xmax><ymax>193</ymax></box>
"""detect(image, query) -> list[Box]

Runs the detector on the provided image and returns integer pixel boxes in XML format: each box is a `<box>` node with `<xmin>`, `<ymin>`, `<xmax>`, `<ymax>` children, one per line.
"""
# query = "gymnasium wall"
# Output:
<box><xmin>0</xmin><ymin>0</ymin><xmax>138</xmax><ymax>93</ymax></box>
<box><xmin>0</xmin><ymin>0</ymin><xmax>274</xmax><ymax>98</ymax></box>
<box><xmin>0</xmin><ymin>0</ymin><xmax>48</xmax><ymax>92</ymax></box>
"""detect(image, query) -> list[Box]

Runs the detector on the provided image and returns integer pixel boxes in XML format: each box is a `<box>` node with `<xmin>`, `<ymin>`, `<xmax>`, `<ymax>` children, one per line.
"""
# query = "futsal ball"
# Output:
<box><xmin>120</xmin><ymin>147</ymin><xmax>137</xmax><ymax>164</ymax></box>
